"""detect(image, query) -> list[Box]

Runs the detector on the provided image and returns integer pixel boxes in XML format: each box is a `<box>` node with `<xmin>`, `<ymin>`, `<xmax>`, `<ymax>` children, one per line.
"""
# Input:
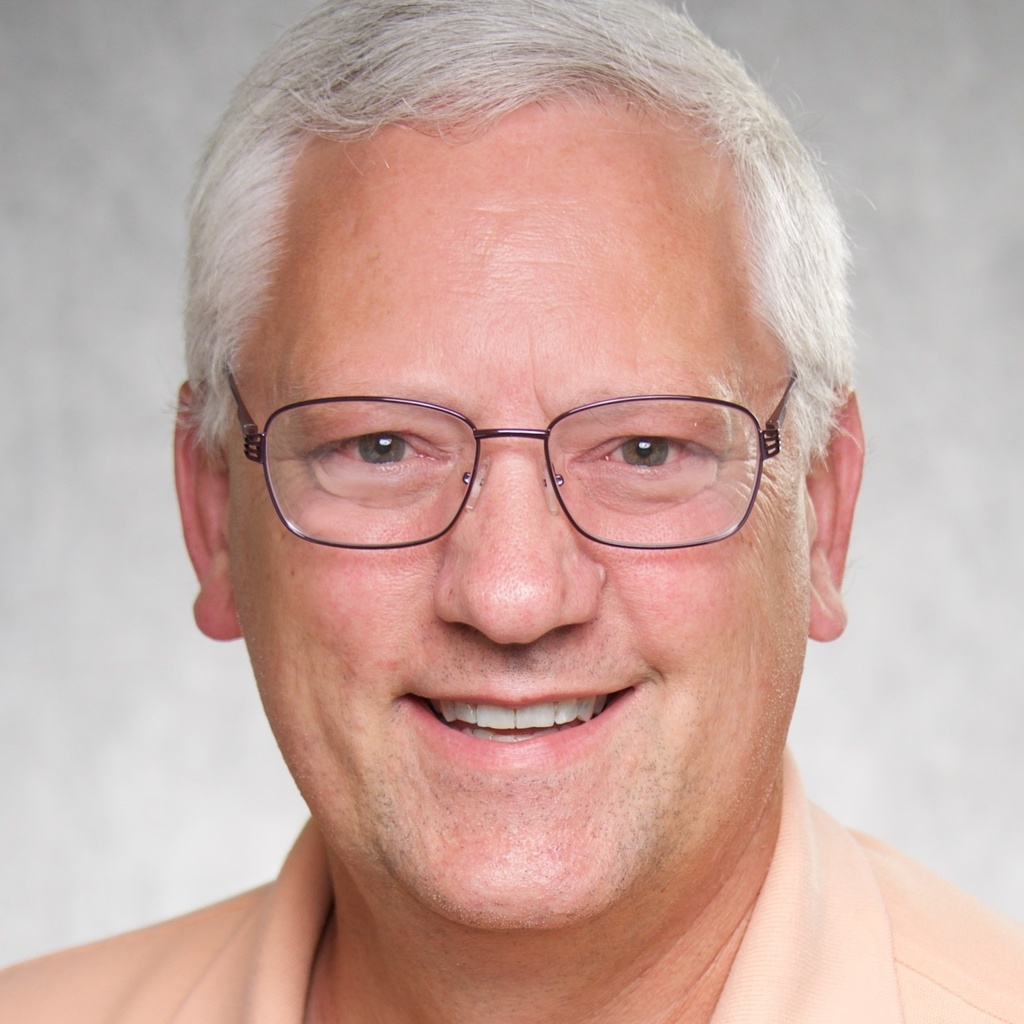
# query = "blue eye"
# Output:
<box><xmin>357</xmin><ymin>433</ymin><xmax>407</xmax><ymax>463</ymax></box>
<box><xmin>620</xmin><ymin>437</ymin><xmax>669</xmax><ymax>466</ymax></box>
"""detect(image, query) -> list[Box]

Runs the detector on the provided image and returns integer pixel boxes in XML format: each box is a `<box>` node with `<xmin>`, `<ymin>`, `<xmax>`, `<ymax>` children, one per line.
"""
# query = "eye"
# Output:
<box><xmin>619</xmin><ymin>437</ymin><xmax>670</xmax><ymax>467</ymax></box>
<box><xmin>356</xmin><ymin>433</ymin><xmax>407</xmax><ymax>464</ymax></box>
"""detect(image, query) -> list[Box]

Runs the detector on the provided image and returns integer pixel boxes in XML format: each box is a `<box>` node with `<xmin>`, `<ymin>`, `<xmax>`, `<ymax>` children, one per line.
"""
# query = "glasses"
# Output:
<box><xmin>228</xmin><ymin>374</ymin><xmax>796</xmax><ymax>550</ymax></box>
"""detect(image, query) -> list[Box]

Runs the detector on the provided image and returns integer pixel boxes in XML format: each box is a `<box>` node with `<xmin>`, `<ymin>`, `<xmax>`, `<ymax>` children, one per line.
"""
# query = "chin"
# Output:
<box><xmin>409</xmin><ymin>868</ymin><xmax>622</xmax><ymax>933</ymax></box>
<box><xmin>370</xmin><ymin>818</ymin><xmax>641</xmax><ymax>933</ymax></box>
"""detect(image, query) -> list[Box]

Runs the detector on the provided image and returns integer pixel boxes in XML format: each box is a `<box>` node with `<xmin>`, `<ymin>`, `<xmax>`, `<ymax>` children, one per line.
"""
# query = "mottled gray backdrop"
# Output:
<box><xmin>1</xmin><ymin>0</ymin><xmax>1022</xmax><ymax>966</ymax></box>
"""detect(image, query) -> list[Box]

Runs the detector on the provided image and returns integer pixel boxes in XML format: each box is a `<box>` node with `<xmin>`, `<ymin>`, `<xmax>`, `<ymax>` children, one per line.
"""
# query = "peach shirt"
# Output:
<box><xmin>2</xmin><ymin>756</ymin><xmax>1022</xmax><ymax>1022</ymax></box>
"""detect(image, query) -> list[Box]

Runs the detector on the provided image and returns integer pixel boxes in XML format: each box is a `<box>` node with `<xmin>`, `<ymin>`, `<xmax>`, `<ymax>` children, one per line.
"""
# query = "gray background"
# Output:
<box><xmin>1</xmin><ymin>0</ymin><xmax>1021</xmax><ymax>967</ymax></box>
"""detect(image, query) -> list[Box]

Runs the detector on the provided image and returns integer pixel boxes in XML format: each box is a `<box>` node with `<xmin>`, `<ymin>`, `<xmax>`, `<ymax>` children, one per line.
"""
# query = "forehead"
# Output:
<box><xmin>247</xmin><ymin>101</ymin><xmax>783</xmax><ymax>411</ymax></box>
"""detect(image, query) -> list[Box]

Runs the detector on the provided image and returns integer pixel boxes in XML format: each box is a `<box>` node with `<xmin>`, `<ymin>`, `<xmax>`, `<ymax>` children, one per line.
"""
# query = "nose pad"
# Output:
<box><xmin>464</xmin><ymin>457</ymin><xmax>489</xmax><ymax>511</ymax></box>
<box><xmin>462</xmin><ymin>456</ymin><xmax>562</xmax><ymax>516</ymax></box>
<box><xmin>542</xmin><ymin>474</ymin><xmax>561</xmax><ymax>516</ymax></box>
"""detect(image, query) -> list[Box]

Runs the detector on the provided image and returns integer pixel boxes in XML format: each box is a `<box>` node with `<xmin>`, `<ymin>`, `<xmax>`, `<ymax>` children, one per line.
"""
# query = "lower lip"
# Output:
<box><xmin>402</xmin><ymin>690</ymin><xmax>636</xmax><ymax>774</ymax></box>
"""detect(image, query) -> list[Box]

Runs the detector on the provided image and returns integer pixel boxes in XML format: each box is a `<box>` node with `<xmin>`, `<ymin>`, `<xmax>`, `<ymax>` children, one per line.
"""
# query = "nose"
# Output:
<box><xmin>433</xmin><ymin>446</ymin><xmax>605</xmax><ymax>645</ymax></box>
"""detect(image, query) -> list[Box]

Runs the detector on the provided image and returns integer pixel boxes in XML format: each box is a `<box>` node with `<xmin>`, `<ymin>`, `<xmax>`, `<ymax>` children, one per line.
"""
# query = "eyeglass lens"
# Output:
<box><xmin>260</xmin><ymin>396</ymin><xmax>764</xmax><ymax>549</ymax></box>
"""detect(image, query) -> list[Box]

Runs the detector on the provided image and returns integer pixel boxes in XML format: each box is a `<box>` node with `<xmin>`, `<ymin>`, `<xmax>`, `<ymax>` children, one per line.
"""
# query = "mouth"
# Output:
<box><xmin>426</xmin><ymin>692</ymin><xmax>619</xmax><ymax>742</ymax></box>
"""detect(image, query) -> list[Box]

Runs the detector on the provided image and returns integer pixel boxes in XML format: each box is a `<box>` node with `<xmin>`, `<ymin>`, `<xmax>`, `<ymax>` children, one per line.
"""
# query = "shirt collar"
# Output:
<box><xmin>711</xmin><ymin>752</ymin><xmax>904</xmax><ymax>1023</ymax></box>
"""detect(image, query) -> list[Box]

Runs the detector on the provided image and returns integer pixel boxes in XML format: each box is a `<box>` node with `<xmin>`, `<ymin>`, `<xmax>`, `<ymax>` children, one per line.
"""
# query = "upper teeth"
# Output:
<box><xmin>432</xmin><ymin>694</ymin><xmax>608</xmax><ymax>730</ymax></box>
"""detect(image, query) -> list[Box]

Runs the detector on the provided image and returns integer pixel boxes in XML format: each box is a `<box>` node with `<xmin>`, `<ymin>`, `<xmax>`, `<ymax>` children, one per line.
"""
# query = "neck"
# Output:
<box><xmin>306</xmin><ymin>777</ymin><xmax>782</xmax><ymax>1024</ymax></box>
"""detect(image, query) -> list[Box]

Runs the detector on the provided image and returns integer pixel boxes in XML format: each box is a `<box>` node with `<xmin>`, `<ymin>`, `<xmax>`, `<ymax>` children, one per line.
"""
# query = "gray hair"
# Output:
<box><xmin>185</xmin><ymin>0</ymin><xmax>853</xmax><ymax>459</ymax></box>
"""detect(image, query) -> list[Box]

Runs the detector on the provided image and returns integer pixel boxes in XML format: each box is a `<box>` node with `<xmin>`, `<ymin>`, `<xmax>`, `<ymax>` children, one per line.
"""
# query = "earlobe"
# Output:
<box><xmin>806</xmin><ymin>392</ymin><xmax>864</xmax><ymax>642</ymax></box>
<box><xmin>174</xmin><ymin>383</ymin><xmax>242</xmax><ymax>641</ymax></box>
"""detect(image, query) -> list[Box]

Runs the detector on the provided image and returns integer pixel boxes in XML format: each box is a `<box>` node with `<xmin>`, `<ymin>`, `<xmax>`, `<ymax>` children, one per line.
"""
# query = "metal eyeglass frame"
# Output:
<box><xmin>227</xmin><ymin>372</ymin><xmax>797</xmax><ymax>551</ymax></box>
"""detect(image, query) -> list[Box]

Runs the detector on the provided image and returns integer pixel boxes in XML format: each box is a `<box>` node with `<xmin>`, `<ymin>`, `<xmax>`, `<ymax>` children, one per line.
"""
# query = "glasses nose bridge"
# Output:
<box><xmin>472</xmin><ymin>426</ymin><xmax>550</xmax><ymax>444</ymax></box>
<box><xmin>463</xmin><ymin>426</ymin><xmax>563</xmax><ymax>516</ymax></box>
<box><xmin>470</xmin><ymin>426</ymin><xmax>560</xmax><ymax>479</ymax></box>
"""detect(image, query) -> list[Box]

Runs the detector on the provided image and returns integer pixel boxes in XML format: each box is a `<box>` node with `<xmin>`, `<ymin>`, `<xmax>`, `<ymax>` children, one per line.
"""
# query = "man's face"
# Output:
<box><xmin>183</xmin><ymin>102</ymin><xmax>850</xmax><ymax>931</ymax></box>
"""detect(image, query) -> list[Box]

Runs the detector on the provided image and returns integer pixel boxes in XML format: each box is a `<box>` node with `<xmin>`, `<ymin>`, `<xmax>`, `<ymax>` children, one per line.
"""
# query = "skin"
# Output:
<box><xmin>176</xmin><ymin>101</ymin><xmax>863</xmax><ymax>1023</ymax></box>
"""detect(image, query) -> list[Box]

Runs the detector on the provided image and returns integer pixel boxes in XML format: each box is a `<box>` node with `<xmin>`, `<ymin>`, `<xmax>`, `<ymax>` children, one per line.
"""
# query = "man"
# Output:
<box><xmin>2</xmin><ymin>0</ymin><xmax>1021</xmax><ymax>1020</ymax></box>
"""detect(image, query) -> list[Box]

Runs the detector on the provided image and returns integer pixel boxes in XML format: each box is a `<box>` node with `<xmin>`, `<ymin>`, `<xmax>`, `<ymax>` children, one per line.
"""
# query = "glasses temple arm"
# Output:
<box><xmin>760</xmin><ymin>374</ymin><xmax>797</xmax><ymax>460</ymax></box>
<box><xmin>226</xmin><ymin>372</ymin><xmax>265</xmax><ymax>462</ymax></box>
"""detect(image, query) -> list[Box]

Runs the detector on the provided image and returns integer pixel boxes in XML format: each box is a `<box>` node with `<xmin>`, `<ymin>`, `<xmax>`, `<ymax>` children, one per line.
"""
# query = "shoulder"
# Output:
<box><xmin>0</xmin><ymin>886</ymin><xmax>267</xmax><ymax>1023</ymax></box>
<box><xmin>854</xmin><ymin>831</ymin><xmax>1024</xmax><ymax>1024</ymax></box>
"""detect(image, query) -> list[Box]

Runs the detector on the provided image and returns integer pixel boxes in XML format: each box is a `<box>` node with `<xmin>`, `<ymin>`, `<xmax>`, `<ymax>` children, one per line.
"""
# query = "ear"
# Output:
<box><xmin>806</xmin><ymin>392</ymin><xmax>864</xmax><ymax>642</ymax></box>
<box><xmin>174</xmin><ymin>383</ymin><xmax>242</xmax><ymax>641</ymax></box>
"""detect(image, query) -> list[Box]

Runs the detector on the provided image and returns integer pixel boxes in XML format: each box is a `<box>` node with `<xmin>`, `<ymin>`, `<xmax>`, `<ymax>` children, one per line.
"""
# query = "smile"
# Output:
<box><xmin>428</xmin><ymin>694</ymin><xmax>611</xmax><ymax>742</ymax></box>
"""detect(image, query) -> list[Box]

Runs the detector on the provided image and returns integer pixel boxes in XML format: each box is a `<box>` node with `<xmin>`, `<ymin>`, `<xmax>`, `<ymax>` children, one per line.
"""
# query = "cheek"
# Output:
<box><xmin>227</xmin><ymin>529</ymin><xmax>440</xmax><ymax>843</ymax></box>
<box><xmin>607</xmin><ymin>540</ymin><xmax>789</xmax><ymax>671</ymax></box>
<box><xmin>225</xmin><ymin>481</ymin><xmax>433</xmax><ymax>740</ymax></box>
<box><xmin>238</xmin><ymin>545</ymin><xmax>436</xmax><ymax>689</ymax></box>
<box><xmin>608</xmin><ymin>490</ymin><xmax>810</xmax><ymax>737</ymax></box>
